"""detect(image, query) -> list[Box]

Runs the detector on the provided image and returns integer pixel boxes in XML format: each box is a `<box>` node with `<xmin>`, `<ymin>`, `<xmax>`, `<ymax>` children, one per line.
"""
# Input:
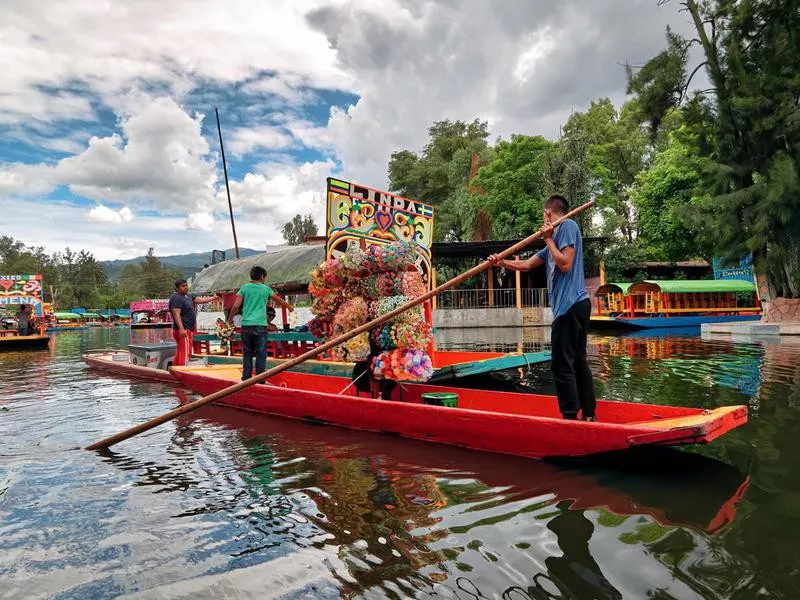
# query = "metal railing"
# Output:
<box><xmin>435</xmin><ymin>288</ymin><xmax>548</xmax><ymax>309</ymax></box>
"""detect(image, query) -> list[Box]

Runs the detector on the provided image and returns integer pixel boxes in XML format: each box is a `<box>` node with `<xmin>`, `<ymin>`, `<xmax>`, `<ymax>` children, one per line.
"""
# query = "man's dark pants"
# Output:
<box><xmin>241</xmin><ymin>325</ymin><xmax>268</xmax><ymax>380</ymax></box>
<box><xmin>551</xmin><ymin>299</ymin><xmax>596</xmax><ymax>419</ymax></box>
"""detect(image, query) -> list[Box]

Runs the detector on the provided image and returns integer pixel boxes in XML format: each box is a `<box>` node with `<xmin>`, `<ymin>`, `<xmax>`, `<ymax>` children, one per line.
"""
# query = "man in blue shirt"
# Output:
<box><xmin>490</xmin><ymin>194</ymin><xmax>596</xmax><ymax>420</ymax></box>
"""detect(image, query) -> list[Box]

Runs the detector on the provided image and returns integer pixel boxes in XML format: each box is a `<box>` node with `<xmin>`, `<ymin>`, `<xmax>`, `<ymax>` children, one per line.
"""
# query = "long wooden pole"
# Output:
<box><xmin>86</xmin><ymin>201</ymin><xmax>594</xmax><ymax>450</ymax></box>
<box><xmin>215</xmin><ymin>107</ymin><xmax>239</xmax><ymax>259</ymax></box>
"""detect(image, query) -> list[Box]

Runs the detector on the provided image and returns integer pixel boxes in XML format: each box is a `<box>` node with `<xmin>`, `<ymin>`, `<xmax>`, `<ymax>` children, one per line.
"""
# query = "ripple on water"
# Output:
<box><xmin>0</xmin><ymin>328</ymin><xmax>799</xmax><ymax>598</ymax></box>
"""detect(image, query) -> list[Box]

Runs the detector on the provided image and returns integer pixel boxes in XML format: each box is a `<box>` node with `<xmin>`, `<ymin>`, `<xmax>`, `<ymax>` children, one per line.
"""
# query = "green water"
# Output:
<box><xmin>0</xmin><ymin>327</ymin><xmax>798</xmax><ymax>599</ymax></box>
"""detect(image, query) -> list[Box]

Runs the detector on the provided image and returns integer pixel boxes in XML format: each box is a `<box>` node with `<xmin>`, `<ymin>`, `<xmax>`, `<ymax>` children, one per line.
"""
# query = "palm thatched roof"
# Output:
<box><xmin>189</xmin><ymin>244</ymin><xmax>325</xmax><ymax>294</ymax></box>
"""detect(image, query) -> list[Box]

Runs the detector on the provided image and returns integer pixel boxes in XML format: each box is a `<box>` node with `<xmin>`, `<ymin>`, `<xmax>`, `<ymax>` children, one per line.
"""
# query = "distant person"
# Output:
<box><xmin>17</xmin><ymin>304</ymin><xmax>33</xmax><ymax>336</ymax></box>
<box><xmin>227</xmin><ymin>266</ymin><xmax>293</xmax><ymax>381</ymax></box>
<box><xmin>169</xmin><ymin>279</ymin><xmax>218</xmax><ymax>366</ymax></box>
<box><xmin>490</xmin><ymin>194</ymin><xmax>596</xmax><ymax>421</ymax></box>
<box><xmin>267</xmin><ymin>306</ymin><xmax>279</xmax><ymax>333</ymax></box>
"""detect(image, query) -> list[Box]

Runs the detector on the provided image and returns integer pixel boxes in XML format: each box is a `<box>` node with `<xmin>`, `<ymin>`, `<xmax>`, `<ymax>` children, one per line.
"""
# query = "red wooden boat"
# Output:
<box><xmin>169</xmin><ymin>365</ymin><xmax>748</xmax><ymax>459</ymax></box>
<box><xmin>83</xmin><ymin>350</ymin><xmax>176</xmax><ymax>383</ymax></box>
<box><xmin>171</xmin><ymin>392</ymin><xmax>751</xmax><ymax>534</ymax></box>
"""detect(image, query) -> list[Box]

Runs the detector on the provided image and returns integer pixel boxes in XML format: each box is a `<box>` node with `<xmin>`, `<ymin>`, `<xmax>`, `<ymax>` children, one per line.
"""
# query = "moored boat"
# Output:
<box><xmin>169</xmin><ymin>364</ymin><xmax>748</xmax><ymax>459</ymax></box>
<box><xmin>130</xmin><ymin>299</ymin><xmax>173</xmax><ymax>329</ymax></box>
<box><xmin>591</xmin><ymin>279</ymin><xmax>762</xmax><ymax>329</ymax></box>
<box><xmin>83</xmin><ymin>349</ymin><xmax>178</xmax><ymax>383</ymax></box>
<box><xmin>0</xmin><ymin>330</ymin><xmax>51</xmax><ymax>351</ymax></box>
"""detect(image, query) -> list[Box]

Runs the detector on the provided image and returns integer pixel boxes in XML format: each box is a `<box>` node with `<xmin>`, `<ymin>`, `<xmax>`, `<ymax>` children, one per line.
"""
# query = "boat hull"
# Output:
<box><xmin>130</xmin><ymin>323</ymin><xmax>172</xmax><ymax>329</ymax></box>
<box><xmin>82</xmin><ymin>351</ymin><xmax>176</xmax><ymax>383</ymax></box>
<box><xmin>592</xmin><ymin>314</ymin><xmax>762</xmax><ymax>330</ymax></box>
<box><xmin>0</xmin><ymin>335</ymin><xmax>51</xmax><ymax>351</ymax></box>
<box><xmin>170</xmin><ymin>366</ymin><xmax>748</xmax><ymax>459</ymax></box>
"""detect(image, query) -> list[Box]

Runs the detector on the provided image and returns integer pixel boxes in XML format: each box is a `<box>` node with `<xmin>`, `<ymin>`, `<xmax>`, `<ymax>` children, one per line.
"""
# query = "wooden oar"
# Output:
<box><xmin>86</xmin><ymin>200</ymin><xmax>594</xmax><ymax>450</ymax></box>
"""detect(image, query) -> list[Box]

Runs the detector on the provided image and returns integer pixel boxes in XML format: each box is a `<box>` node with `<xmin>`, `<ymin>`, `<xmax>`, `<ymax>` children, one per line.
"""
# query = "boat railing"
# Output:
<box><xmin>436</xmin><ymin>288</ymin><xmax>548</xmax><ymax>309</ymax></box>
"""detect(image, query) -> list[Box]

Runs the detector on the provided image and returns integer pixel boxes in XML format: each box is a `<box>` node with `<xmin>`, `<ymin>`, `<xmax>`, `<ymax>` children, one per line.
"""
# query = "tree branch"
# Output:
<box><xmin>681</xmin><ymin>60</ymin><xmax>709</xmax><ymax>101</ymax></box>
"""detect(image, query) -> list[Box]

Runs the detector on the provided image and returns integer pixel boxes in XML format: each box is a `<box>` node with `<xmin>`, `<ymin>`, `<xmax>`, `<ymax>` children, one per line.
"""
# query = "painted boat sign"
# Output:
<box><xmin>0</xmin><ymin>274</ymin><xmax>44</xmax><ymax>316</ymax></box>
<box><xmin>325</xmin><ymin>177</ymin><xmax>435</xmax><ymax>286</ymax></box>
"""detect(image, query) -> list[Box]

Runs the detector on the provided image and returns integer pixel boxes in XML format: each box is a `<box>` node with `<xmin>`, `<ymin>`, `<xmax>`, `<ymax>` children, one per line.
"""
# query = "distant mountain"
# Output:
<box><xmin>101</xmin><ymin>247</ymin><xmax>262</xmax><ymax>281</ymax></box>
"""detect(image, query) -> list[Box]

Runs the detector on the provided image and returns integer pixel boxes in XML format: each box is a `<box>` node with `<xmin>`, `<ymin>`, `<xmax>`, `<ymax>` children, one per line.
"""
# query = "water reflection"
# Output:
<box><xmin>1</xmin><ymin>327</ymin><xmax>799</xmax><ymax>598</ymax></box>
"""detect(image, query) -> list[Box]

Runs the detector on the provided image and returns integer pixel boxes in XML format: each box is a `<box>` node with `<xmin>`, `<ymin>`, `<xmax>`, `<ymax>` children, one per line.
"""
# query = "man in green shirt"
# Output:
<box><xmin>227</xmin><ymin>266</ymin><xmax>293</xmax><ymax>380</ymax></box>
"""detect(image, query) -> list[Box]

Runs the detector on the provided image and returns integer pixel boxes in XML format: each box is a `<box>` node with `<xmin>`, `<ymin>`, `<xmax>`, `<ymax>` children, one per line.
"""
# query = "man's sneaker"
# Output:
<box><xmin>583</xmin><ymin>415</ymin><xmax>597</xmax><ymax>422</ymax></box>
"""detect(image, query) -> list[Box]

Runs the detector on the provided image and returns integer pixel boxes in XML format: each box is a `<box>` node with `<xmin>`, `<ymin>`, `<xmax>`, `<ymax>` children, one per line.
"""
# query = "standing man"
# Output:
<box><xmin>227</xmin><ymin>266</ymin><xmax>293</xmax><ymax>381</ymax></box>
<box><xmin>16</xmin><ymin>304</ymin><xmax>32</xmax><ymax>336</ymax></box>
<box><xmin>490</xmin><ymin>194</ymin><xmax>596</xmax><ymax>421</ymax></box>
<box><xmin>169</xmin><ymin>279</ymin><xmax>217</xmax><ymax>366</ymax></box>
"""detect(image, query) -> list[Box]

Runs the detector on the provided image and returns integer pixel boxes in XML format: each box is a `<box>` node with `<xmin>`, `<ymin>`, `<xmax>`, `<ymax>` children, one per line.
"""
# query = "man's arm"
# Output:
<box><xmin>193</xmin><ymin>294</ymin><xmax>217</xmax><ymax>305</ymax></box>
<box><xmin>544</xmin><ymin>239</ymin><xmax>575</xmax><ymax>272</ymax></box>
<box><xmin>227</xmin><ymin>296</ymin><xmax>243</xmax><ymax>323</ymax></box>
<box><xmin>170</xmin><ymin>308</ymin><xmax>186</xmax><ymax>335</ymax></box>
<box><xmin>271</xmin><ymin>293</ymin><xmax>293</xmax><ymax>311</ymax></box>
<box><xmin>541</xmin><ymin>220</ymin><xmax>576</xmax><ymax>273</ymax></box>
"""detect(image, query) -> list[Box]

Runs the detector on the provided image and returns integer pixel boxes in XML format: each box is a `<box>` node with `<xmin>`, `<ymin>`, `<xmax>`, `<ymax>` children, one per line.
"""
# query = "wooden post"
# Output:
<box><xmin>599</xmin><ymin>260</ymin><xmax>606</xmax><ymax>285</ymax></box>
<box><xmin>515</xmin><ymin>255</ymin><xmax>522</xmax><ymax>309</ymax></box>
<box><xmin>488</xmin><ymin>265</ymin><xmax>494</xmax><ymax>306</ymax></box>
<box><xmin>431</xmin><ymin>268</ymin><xmax>437</xmax><ymax>309</ymax></box>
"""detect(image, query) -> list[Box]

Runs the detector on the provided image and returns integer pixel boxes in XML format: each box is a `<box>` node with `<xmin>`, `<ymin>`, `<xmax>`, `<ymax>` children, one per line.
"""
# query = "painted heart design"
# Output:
<box><xmin>375</xmin><ymin>210</ymin><xmax>392</xmax><ymax>231</ymax></box>
<box><xmin>0</xmin><ymin>279</ymin><xmax>14</xmax><ymax>291</ymax></box>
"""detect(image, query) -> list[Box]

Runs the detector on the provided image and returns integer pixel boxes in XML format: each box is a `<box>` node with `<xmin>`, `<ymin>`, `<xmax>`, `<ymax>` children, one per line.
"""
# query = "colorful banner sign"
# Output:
<box><xmin>0</xmin><ymin>274</ymin><xmax>44</xmax><ymax>317</ymax></box>
<box><xmin>325</xmin><ymin>177</ymin><xmax>435</xmax><ymax>285</ymax></box>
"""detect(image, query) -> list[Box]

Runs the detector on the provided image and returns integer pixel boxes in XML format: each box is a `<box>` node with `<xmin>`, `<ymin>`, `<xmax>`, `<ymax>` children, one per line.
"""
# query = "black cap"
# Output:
<box><xmin>174</xmin><ymin>278</ymin><xmax>188</xmax><ymax>288</ymax></box>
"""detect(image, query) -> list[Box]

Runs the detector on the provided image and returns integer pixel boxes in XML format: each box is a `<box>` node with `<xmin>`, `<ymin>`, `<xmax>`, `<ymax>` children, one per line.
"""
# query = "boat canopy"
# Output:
<box><xmin>82</xmin><ymin>312</ymin><xmax>103</xmax><ymax>319</ymax></box>
<box><xmin>54</xmin><ymin>312</ymin><xmax>83</xmax><ymax>320</ymax></box>
<box><xmin>629</xmin><ymin>280</ymin><xmax>756</xmax><ymax>294</ymax></box>
<box><xmin>595</xmin><ymin>282</ymin><xmax>632</xmax><ymax>295</ymax></box>
<box><xmin>189</xmin><ymin>244</ymin><xmax>325</xmax><ymax>294</ymax></box>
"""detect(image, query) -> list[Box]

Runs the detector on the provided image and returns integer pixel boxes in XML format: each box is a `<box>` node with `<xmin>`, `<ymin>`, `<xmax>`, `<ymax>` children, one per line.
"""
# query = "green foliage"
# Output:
<box><xmin>281</xmin><ymin>213</ymin><xmax>319</xmax><ymax>245</ymax></box>
<box><xmin>630</xmin><ymin>0</ymin><xmax>800</xmax><ymax>297</ymax></box>
<box><xmin>626</xmin><ymin>27</ymin><xmax>688</xmax><ymax>140</ymax></box>
<box><xmin>388</xmin><ymin>118</ymin><xmax>490</xmax><ymax>206</ymax></box>
<box><xmin>630</xmin><ymin>131</ymin><xmax>705</xmax><ymax>261</ymax></box>
<box><xmin>470</xmin><ymin>135</ymin><xmax>557</xmax><ymax>238</ymax></box>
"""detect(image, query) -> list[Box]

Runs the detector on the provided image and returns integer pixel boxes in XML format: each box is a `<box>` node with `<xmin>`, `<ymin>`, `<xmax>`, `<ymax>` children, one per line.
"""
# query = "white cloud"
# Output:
<box><xmin>0</xmin><ymin>163</ymin><xmax>56</xmax><ymax>197</ymax></box>
<box><xmin>0</xmin><ymin>0</ymin><xmax>351</xmax><ymax>125</ymax></box>
<box><xmin>87</xmin><ymin>205</ymin><xmax>134</xmax><ymax>224</ymax></box>
<box><xmin>227</xmin><ymin>125</ymin><xmax>296</xmax><ymax>158</ymax></box>
<box><xmin>55</xmin><ymin>97</ymin><xmax>219</xmax><ymax>213</ymax></box>
<box><xmin>223</xmin><ymin>159</ymin><xmax>333</xmax><ymax>232</ymax></box>
<box><xmin>185</xmin><ymin>212</ymin><xmax>214</xmax><ymax>231</ymax></box>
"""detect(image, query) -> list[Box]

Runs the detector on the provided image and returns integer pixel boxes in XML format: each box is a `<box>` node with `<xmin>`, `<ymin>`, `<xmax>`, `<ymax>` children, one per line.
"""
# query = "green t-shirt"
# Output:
<box><xmin>236</xmin><ymin>282</ymin><xmax>274</xmax><ymax>326</ymax></box>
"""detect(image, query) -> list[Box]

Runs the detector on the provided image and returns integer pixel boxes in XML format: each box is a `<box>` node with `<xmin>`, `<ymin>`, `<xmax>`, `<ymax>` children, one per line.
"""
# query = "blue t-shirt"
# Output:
<box><xmin>535</xmin><ymin>219</ymin><xmax>589</xmax><ymax>320</ymax></box>
<box><xmin>168</xmin><ymin>292</ymin><xmax>195</xmax><ymax>331</ymax></box>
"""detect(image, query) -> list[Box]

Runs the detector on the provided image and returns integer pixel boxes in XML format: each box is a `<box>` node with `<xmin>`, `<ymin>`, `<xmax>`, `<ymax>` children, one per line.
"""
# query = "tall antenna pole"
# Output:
<box><xmin>215</xmin><ymin>107</ymin><xmax>239</xmax><ymax>259</ymax></box>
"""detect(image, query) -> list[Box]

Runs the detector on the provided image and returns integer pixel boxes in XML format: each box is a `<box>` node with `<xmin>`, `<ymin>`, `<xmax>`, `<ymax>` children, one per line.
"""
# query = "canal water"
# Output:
<box><xmin>1</xmin><ymin>327</ymin><xmax>798</xmax><ymax>599</ymax></box>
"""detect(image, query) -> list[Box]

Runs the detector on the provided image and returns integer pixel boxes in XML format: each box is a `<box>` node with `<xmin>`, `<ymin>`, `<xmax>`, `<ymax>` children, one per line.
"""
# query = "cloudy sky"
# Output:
<box><xmin>0</xmin><ymin>0</ymin><xmax>696</xmax><ymax>260</ymax></box>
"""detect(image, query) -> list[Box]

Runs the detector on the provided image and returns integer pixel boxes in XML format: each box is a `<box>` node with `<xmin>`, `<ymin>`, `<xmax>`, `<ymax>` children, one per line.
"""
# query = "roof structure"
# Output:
<box><xmin>630</xmin><ymin>280</ymin><xmax>756</xmax><ymax>293</ymax></box>
<box><xmin>595</xmin><ymin>282</ymin><xmax>633</xmax><ymax>295</ymax></box>
<box><xmin>190</xmin><ymin>244</ymin><xmax>326</xmax><ymax>294</ymax></box>
<box><xmin>54</xmin><ymin>312</ymin><xmax>82</xmax><ymax>319</ymax></box>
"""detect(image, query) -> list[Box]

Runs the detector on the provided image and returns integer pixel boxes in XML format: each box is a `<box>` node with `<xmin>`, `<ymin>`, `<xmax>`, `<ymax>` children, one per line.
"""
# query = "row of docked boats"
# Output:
<box><xmin>591</xmin><ymin>279</ymin><xmax>762</xmax><ymax>329</ymax></box>
<box><xmin>82</xmin><ymin>334</ymin><xmax>748</xmax><ymax>459</ymax></box>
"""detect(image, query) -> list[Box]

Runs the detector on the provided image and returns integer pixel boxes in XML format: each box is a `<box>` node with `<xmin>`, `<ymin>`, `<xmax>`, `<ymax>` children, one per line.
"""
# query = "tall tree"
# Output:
<box><xmin>631</xmin><ymin>0</ymin><xmax>800</xmax><ymax>297</ymax></box>
<box><xmin>138</xmin><ymin>248</ymin><xmax>182</xmax><ymax>298</ymax></box>
<box><xmin>469</xmin><ymin>135</ymin><xmax>557</xmax><ymax>238</ymax></box>
<box><xmin>388</xmin><ymin>119</ymin><xmax>491</xmax><ymax>205</ymax></box>
<box><xmin>281</xmin><ymin>214</ymin><xmax>319</xmax><ymax>245</ymax></box>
